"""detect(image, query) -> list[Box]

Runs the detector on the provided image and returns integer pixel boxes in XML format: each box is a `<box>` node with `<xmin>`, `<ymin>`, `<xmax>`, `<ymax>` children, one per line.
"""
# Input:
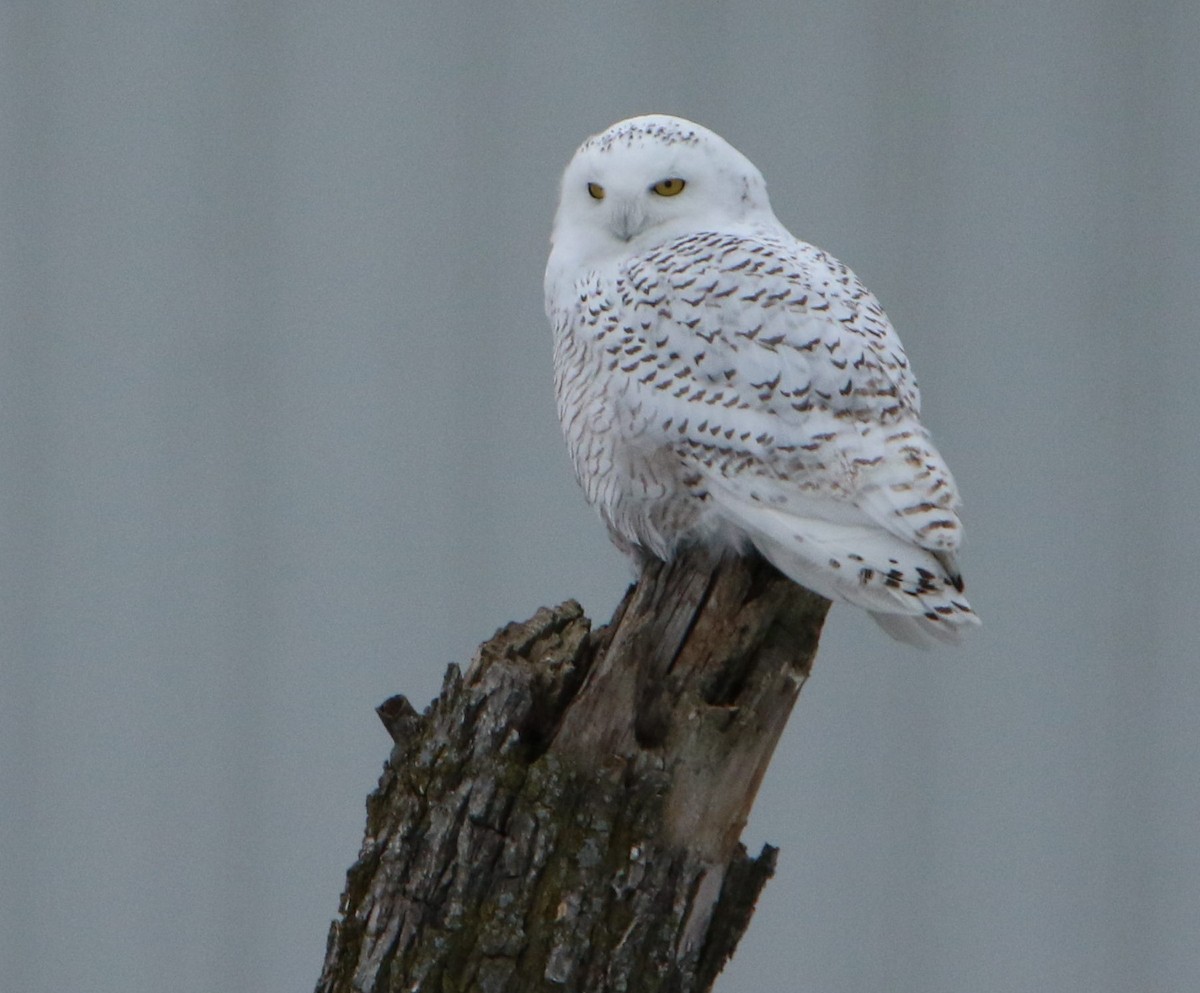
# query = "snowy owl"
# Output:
<box><xmin>545</xmin><ymin>115</ymin><xmax>978</xmax><ymax>646</ymax></box>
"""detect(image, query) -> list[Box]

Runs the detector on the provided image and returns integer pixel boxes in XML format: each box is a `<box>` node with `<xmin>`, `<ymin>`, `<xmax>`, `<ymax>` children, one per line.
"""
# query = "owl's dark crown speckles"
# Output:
<box><xmin>581</xmin><ymin>118</ymin><xmax>701</xmax><ymax>155</ymax></box>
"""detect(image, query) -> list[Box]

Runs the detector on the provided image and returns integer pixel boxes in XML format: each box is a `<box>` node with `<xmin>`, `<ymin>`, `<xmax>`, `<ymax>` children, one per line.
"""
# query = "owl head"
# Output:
<box><xmin>548</xmin><ymin>115</ymin><xmax>774</xmax><ymax>271</ymax></box>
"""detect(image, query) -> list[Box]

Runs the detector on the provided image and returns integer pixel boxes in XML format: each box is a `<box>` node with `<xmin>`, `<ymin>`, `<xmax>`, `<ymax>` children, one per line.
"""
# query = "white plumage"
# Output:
<box><xmin>545</xmin><ymin>115</ymin><xmax>978</xmax><ymax>646</ymax></box>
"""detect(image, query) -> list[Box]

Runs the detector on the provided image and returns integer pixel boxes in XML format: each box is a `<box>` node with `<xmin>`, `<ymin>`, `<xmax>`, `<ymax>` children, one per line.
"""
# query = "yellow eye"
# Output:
<box><xmin>651</xmin><ymin>177</ymin><xmax>686</xmax><ymax>197</ymax></box>
<box><xmin>587</xmin><ymin>182</ymin><xmax>605</xmax><ymax>200</ymax></box>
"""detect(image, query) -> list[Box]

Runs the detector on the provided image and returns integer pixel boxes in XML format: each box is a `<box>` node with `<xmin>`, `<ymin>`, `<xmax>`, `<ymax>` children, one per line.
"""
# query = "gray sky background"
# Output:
<box><xmin>3</xmin><ymin>3</ymin><xmax>1198</xmax><ymax>992</ymax></box>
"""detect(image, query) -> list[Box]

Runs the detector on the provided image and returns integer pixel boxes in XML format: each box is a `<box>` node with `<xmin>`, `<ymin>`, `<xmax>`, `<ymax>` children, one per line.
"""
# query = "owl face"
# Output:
<box><xmin>548</xmin><ymin>115</ymin><xmax>773</xmax><ymax>270</ymax></box>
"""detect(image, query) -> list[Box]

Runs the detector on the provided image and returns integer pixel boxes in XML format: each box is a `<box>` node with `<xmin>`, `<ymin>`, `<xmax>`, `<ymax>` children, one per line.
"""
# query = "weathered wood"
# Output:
<box><xmin>315</xmin><ymin>550</ymin><xmax>829</xmax><ymax>993</ymax></box>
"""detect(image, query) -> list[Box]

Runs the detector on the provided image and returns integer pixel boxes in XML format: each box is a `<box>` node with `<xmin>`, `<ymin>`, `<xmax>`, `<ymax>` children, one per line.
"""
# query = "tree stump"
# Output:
<box><xmin>315</xmin><ymin>550</ymin><xmax>830</xmax><ymax>992</ymax></box>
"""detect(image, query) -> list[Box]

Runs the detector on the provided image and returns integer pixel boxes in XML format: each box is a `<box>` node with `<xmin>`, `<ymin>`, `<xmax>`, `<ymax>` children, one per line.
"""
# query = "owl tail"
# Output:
<box><xmin>721</xmin><ymin>503</ymin><xmax>980</xmax><ymax>648</ymax></box>
<box><xmin>865</xmin><ymin>609</ymin><xmax>972</xmax><ymax>649</ymax></box>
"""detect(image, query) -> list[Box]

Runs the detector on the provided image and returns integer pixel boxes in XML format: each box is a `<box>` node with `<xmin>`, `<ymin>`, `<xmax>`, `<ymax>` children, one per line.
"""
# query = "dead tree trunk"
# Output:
<box><xmin>315</xmin><ymin>550</ymin><xmax>829</xmax><ymax>993</ymax></box>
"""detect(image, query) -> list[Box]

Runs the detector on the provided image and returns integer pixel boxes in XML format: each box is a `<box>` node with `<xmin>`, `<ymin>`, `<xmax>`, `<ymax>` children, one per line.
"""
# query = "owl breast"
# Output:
<box><xmin>551</xmin><ymin>283</ymin><xmax>719</xmax><ymax>559</ymax></box>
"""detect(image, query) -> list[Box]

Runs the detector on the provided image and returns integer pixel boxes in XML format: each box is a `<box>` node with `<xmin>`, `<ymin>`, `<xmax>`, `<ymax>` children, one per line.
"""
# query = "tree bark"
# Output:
<box><xmin>315</xmin><ymin>550</ymin><xmax>829</xmax><ymax>993</ymax></box>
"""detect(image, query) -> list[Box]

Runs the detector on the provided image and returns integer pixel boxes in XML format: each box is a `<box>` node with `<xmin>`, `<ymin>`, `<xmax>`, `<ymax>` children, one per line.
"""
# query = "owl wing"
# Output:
<box><xmin>604</xmin><ymin>229</ymin><xmax>963</xmax><ymax>561</ymax></box>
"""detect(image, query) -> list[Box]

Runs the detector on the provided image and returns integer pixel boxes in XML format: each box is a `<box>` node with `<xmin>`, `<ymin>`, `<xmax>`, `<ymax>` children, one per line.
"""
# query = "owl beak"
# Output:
<box><xmin>610</xmin><ymin>200</ymin><xmax>646</xmax><ymax>242</ymax></box>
